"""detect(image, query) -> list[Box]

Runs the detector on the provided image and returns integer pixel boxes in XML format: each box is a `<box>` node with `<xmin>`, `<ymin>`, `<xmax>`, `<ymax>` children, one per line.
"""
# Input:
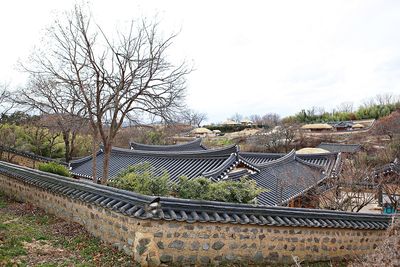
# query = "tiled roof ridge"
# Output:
<box><xmin>202</xmin><ymin>153</ymin><xmax>238</xmax><ymax>180</ymax></box>
<box><xmin>254</xmin><ymin>150</ymin><xmax>296</xmax><ymax>169</ymax></box>
<box><xmin>374</xmin><ymin>158</ymin><xmax>400</xmax><ymax>176</ymax></box>
<box><xmin>69</xmin><ymin>151</ymin><xmax>103</xmax><ymax>169</ymax></box>
<box><xmin>237</xmin><ymin>156</ymin><xmax>261</xmax><ymax>173</ymax></box>
<box><xmin>109</xmin><ymin>144</ymin><xmax>238</xmax><ymax>158</ymax></box>
<box><xmin>0</xmin><ymin>145</ymin><xmax>67</xmax><ymax>166</ymax></box>
<box><xmin>0</xmin><ymin>161</ymin><xmax>392</xmax><ymax>229</ymax></box>
<box><xmin>204</xmin><ymin>155</ymin><xmax>261</xmax><ymax>181</ymax></box>
<box><xmin>240</xmin><ymin>151</ymin><xmax>285</xmax><ymax>158</ymax></box>
<box><xmin>130</xmin><ymin>138</ymin><xmax>207</xmax><ymax>151</ymax></box>
<box><xmin>294</xmin><ymin>156</ymin><xmax>327</xmax><ymax>171</ymax></box>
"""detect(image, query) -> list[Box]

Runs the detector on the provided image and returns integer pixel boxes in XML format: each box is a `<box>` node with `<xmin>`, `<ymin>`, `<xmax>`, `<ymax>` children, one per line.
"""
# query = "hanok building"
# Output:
<box><xmin>240</xmin><ymin>118</ymin><xmax>253</xmax><ymax>126</ymax></box>
<box><xmin>329</xmin><ymin>121</ymin><xmax>353</xmax><ymax>131</ymax></box>
<box><xmin>301</xmin><ymin>123</ymin><xmax>333</xmax><ymax>132</ymax></box>
<box><xmin>190</xmin><ymin>127</ymin><xmax>214</xmax><ymax>137</ymax></box>
<box><xmin>70</xmin><ymin>139</ymin><xmax>342</xmax><ymax>207</ymax></box>
<box><xmin>351</xmin><ymin>123</ymin><xmax>365</xmax><ymax>130</ymax></box>
<box><xmin>221</xmin><ymin>119</ymin><xmax>239</xmax><ymax>126</ymax></box>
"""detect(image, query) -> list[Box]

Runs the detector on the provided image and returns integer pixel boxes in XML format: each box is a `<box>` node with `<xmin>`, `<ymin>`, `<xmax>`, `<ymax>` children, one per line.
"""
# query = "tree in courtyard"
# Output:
<box><xmin>23</xmin><ymin>6</ymin><xmax>190</xmax><ymax>183</ymax></box>
<box><xmin>314</xmin><ymin>156</ymin><xmax>379</xmax><ymax>212</ymax></box>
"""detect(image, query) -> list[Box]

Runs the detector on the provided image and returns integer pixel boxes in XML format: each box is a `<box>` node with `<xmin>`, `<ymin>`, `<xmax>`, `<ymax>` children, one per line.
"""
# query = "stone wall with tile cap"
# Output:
<box><xmin>0</xmin><ymin>168</ymin><xmax>389</xmax><ymax>266</ymax></box>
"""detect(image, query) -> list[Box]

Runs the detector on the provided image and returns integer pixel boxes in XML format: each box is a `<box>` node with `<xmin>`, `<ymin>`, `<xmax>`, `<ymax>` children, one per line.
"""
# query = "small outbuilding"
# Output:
<box><xmin>301</xmin><ymin>123</ymin><xmax>333</xmax><ymax>132</ymax></box>
<box><xmin>296</xmin><ymin>147</ymin><xmax>330</xmax><ymax>154</ymax></box>
<box><xmin>240</xmin><ymin>118</ymin><xmax>253</xmax><ymax>126</ymax></box>
<box><xmin>222</xmin><ymin>120</ymin><xmax>239</xmax><ymax>126</ymax></box>
<box><xmin>191</xmin><ymin>127</ymin><xmax>213</xmax><ymax>137</ymax></box>
<box><xmin>352</xmin><ymin>123</ymin><xmax>365</xmax><ymax>129</ymax></box>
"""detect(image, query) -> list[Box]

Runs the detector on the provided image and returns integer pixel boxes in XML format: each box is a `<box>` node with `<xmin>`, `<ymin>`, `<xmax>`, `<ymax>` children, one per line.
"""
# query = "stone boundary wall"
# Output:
<box><xmin>0</xmin><ymin>172</ymin><xmax>387</xmax><ymax>266</ymax></box>
<box><xmin>0</xmin><ymin>150</ymin><xmax>39</xmax><ymax>168</ymax></box>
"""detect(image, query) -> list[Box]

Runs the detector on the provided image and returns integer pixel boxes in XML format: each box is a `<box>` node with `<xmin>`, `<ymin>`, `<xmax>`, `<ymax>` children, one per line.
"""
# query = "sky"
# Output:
<box><xmin>1</xmin><ymin>0</ymin><xmax>400</xmax><ymax>123</ymax></box>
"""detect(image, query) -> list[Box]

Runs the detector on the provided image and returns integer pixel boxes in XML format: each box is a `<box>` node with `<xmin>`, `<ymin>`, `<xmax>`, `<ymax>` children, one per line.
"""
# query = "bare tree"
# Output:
<box><xmin>249</xmin><ymin>114</ymin><xmax>262</xmax><ymax>125</ymax></box>
<box><xmin>375</xmin><ymin>159</ymin><xmax>400</xmax><ymax>211</ymax></box>
<box><xmin>251</xmin><ymin>123</ymin><xmax>295</xmax><ymax>153</ymax></box>
<box><xmin>0</xmin><ymin>84</ymin><xmax>13</xmax><ymax>126</ymax></box>
<box><xmin>23</xmin><ymin>6</ymin><xmax>189</xmax><ymax>183</ymax></box>
<box><xmin>180</xmin><ymin>109</ymin><xmax>207</xmax><ymax>127</ymax></box>
<box><xmin>375</xmin><ymin>93</ymin><xmax>395</xmax><ymax>106</ymax></box>
<box><xmin>230</xmin><ymin>113</ymin><xmax>243</xmax><ymax>123</ymax></box>
<box><xmin>10</xmin><ymin>76</ymin><xmax>87</xmax><ymax>162</ymax></box>
<box><xmin>336</xmin><ymin>102</ymin><xmax>353</xmax><ymax>113</ymax></box>
<box><xmin>316</xmin><ymin>157</ymin><xmax>378</xmax><ymax>212</ymax></box>
<box><xmin>261</xmin><ymin>113</ymin><xmax>280</xmax><ymax>127</ymax></box>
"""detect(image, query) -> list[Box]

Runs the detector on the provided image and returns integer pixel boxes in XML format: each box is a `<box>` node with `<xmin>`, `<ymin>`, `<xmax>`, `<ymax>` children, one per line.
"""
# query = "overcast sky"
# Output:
<box><xmin>1</xmin><ymin>0</ymin><xmax>400</xmax><ymax>123</ymax></box>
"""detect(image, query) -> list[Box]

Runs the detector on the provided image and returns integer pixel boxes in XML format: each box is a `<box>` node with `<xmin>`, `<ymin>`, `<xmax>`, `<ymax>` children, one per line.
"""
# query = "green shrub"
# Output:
<box><xmin>174</xmin><ymin>176</ymin><xmax>265</xmax><ymax>204</ymax></box>
<box><xmin>38</xmin><ymin>162</ymin><xmax>71</xmax><ymax>177</ymax></box>
<box><xmin>108</xmin><ymin>162</ymin><xmax>169</xmax><ymax>196</ymax></box>
<box><xmin>173</xmin><ymin>176</ymin><xmax>212</xmax><ymax>200</ymax></box>
<box><xmin>109</xmin><ymin>163</ymin><xmax>265</xmax><ymax>203</ymax></box>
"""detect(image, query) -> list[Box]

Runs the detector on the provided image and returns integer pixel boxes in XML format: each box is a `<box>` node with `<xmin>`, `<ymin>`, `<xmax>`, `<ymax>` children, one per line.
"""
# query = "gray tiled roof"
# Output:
<box><xmin>0</xmin><ymin>161</ymin><xmax>392</xmax><ymax>230</ymax></box>
<box><xmin>71</xmin><ymin>145</ymin><xmax>239</xmax><ymax>182</ymax></box>
<box><xmin>130</xmin><ymin>138</ymin><xmax>207</xmax><ymax>151</ymax></box>
<box><xmin>236</xmin><ymin>151</ymin><xmax>336</xmax><ymax>206</ymax></box>
<box><xmin>328</xmin><ymin>121</ymin><xmax>353</xmax><ymax>128</ymax></box>
<box><xmin>317</xmin><ymin>142</ymin><xmax>361</xmax><ymax>153</ymax></box>
<box><xmin>71</xmin><ymin>146</ymin><xmax>341</xmax><ymax>206</ymax></box>
<box><xmin>374</xmin><ymin>158</ymin><xmax>400</xmax><ymax>176</ymax></box>
<box><xmin>240</xmin><ymin>151</ymin><xmax>338</xmax><ymax>169</ymax></box>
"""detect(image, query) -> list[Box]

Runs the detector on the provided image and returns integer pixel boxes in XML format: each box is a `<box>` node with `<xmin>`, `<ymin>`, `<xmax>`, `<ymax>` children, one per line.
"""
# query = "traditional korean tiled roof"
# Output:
<box><xmin>374</xmin><ymin>158</ymin><xmax>400</xmax><ymax>176</ymax></box>
<box><xmin>328</xmin><ymin>121</ymin><xmax>353</xmax><ymax>128</ymax></box>
<box><xmin>0</xmin><ymin>145</ymin><xmax>67</xmax><ymax>166</ymax></box>
<box><xmin>233</xmin><ymin>151</ymin><xmax>333</xmax><ymax>206</ymax></box>
<box><xmin>130</xmin><ymin>138</ymin><xmax>207</xmax><ymax>151</ymax></box>
<box><xmin>317</xmin><ymin>142</ymin><xmax>361</xmax><ymax>153</ymax></box>
<box><xmin>71</xmin><ymin>145</ymin><xmax>239</xmax><ymax>182</ymax></box>
<box><xmin>0</xmin><ymin>161</ymin><xmax>392</xmax><ymax>230</ymax></box>
<box><xmin>71</xmin><ymin>146</ymin><xmax>342</xmax><ymax>206</ymax></box>
<box><xmin>240</xmin><ymin>151</ymin><xmax>339</xmax><ymax>169</ymax></box>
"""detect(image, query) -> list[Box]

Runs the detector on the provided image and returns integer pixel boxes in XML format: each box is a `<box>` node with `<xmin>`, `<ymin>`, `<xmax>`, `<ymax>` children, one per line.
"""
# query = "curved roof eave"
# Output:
<box><xmin>130</xmin><ymin>138</ymin><xmax>207</xmax><ymax>151</ymax></box>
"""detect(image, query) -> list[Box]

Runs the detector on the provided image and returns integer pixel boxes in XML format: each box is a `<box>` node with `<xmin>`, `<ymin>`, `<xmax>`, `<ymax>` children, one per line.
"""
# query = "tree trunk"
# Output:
<box><xmin>63</xmin><ymin>130</ymin><xmax>71</xmax><ymax>162</ymax></box>
<box><xmin>101</xmin><ymin>141</ymin><xmax>112</xmax><ymax>185</ymax></box>
<box><xmin>92</xmin><ymin>133</ymin><xmax>98</xmax><ymax>183</ymax></box>
<box><xmin>70</xmin><ymin>131</ymin><xmax>77</xmax><ymax>160</ymax></box>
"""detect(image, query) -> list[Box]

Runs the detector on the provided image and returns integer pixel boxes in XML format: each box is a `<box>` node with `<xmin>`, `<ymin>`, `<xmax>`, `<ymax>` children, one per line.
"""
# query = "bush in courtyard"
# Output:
<box><xmin>174</xmin><ymin>176</ymin><xmax>265</xmax><ymax>204</ymax></box>
<box><xmin>38</xmin><ymin>162</ymin><xmax>71</xmax><ymax>177</ymax></box>
<box><xmin>108</xmin><ymin>162</ymin><xmax>169</xmax><ymax>196</ymax></box>
<box><xmin>109</xmin><ymin>163</ymin><xmax>265</xmax><ymax>203</ymax></box>
<box><xmin>173</xmin><ymin>176</ymin><xmax>212</xmax><ymax>200</ymax></box>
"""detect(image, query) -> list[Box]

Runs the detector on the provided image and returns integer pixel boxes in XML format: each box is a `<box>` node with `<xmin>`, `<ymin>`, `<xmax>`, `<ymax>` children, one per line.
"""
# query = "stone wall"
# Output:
<box><xmin>0</xmin><ymin>173</ymin><xmax>386</xmax><ymax>266</ymax></box>
<box><xmin>0</xmin><ymin>151</ymin><xmax>38</xmax><ymax>168</ymax></box>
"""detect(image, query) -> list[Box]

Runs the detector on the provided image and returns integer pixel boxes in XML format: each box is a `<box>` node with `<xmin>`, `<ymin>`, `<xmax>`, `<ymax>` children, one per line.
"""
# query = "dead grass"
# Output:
<box><xmin>0</xmin><ymin>192</ymin><xmax>134</xmax><ymax>267</ymax></box>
